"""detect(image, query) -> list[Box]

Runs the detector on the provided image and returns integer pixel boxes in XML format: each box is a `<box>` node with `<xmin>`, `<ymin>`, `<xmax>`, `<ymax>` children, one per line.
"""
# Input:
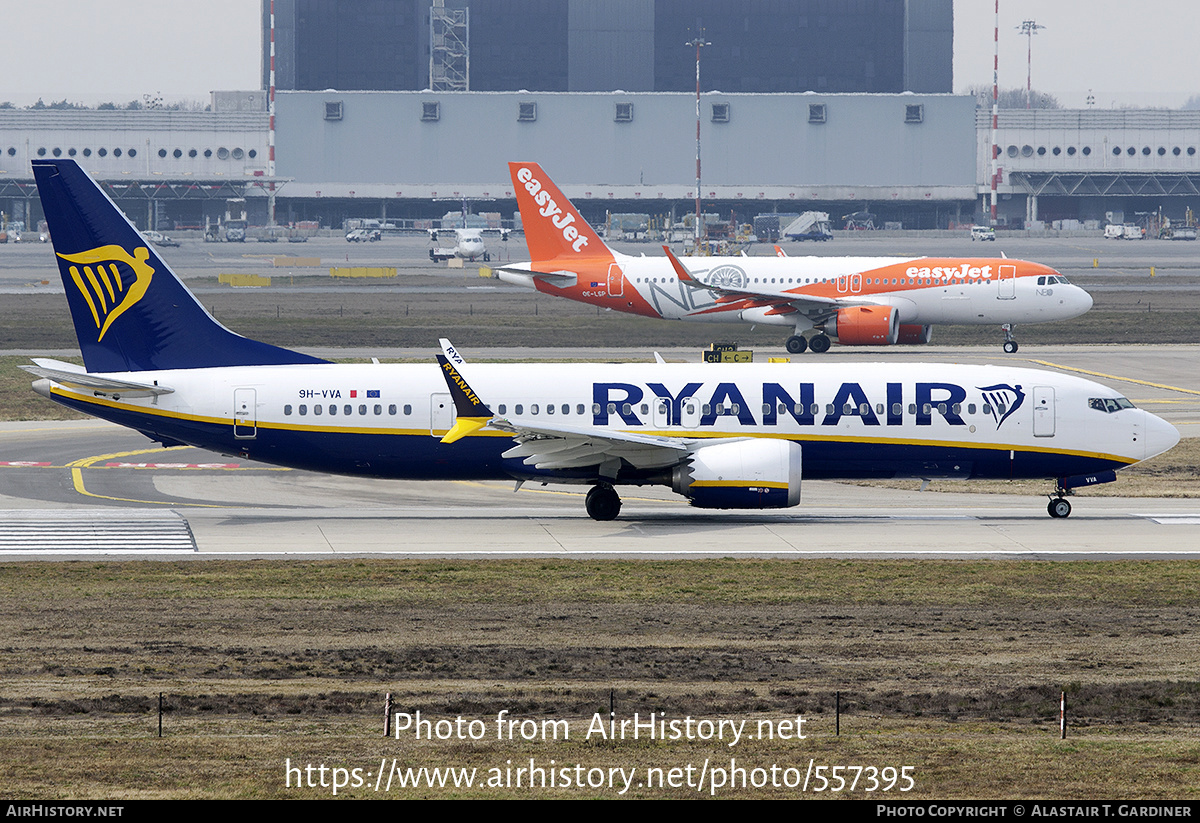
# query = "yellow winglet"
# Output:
<box><xmin>441</xmin><ymin>416</ymin><xmax>489</xmax><ymax>444</ymax></box>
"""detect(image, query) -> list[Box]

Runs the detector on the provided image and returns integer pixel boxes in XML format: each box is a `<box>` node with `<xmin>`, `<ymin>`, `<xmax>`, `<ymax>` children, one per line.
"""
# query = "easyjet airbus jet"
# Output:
<box><xmin>498</xmin><ymin>163</ymin><xmax>1092</xmax><ymax>354</ymax></box>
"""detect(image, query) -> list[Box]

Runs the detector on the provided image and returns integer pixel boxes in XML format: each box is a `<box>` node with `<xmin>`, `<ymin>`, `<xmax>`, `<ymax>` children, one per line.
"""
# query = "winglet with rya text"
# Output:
<box><xmin>436</xmin><ymin>339</ymin><xmax>494</xmax><ymax>444</ymax></box>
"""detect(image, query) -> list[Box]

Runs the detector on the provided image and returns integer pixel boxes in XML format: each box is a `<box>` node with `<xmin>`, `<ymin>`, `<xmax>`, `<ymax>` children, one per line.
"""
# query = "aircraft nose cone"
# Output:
<box><xmin>1077</xmin><ymin>287</ymin><xmax>1093</xmax><ymax>313</ymax></box>
<box><xmin>1142</xmin><ymin>410</ymin><xmax>1180</xmax><ymax>461</ymax></box>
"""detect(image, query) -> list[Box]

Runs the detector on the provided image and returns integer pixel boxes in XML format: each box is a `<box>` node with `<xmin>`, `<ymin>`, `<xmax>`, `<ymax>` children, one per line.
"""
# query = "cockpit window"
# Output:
<box><xmin>1089</xmin><ymin>396</ymin><xmax>1135</xmax><ymax>413</ymax></box>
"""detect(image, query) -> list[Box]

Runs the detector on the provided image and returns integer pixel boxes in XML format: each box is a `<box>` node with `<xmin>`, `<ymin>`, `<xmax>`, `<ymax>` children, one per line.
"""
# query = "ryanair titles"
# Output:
<box><xmin>592</xmin><ymin>381</ymin><xmax>1024</xmax><ymax>429</ymax></box>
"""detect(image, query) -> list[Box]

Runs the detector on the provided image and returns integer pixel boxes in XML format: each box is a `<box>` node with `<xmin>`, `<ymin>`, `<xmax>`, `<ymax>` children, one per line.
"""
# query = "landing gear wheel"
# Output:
<box><xmin>1047</xmin><ymin>498</ymin><xmax>1072</xmax><ymax>519</ymax></box>
<box><xmin>785</xmin><ymin>335</ymin><xmax>808</xmax><ymax>354</ymax></box>
<box><xmin>808</xmin><ymin>334</ymin><xmax>832</xmax><ymax>354</ymax></box>
<box><xmin>1003</xmin><ymin>340</ymin><xmax>1019</xmax><ymax>354</ymax></box>
<box><xmin>585</xmin><ymin>484</ymin><xmax>622</xmax><ymax>521</ymax></box>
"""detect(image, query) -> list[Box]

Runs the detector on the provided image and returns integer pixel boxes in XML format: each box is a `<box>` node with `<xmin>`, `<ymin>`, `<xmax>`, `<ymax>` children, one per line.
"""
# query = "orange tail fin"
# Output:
<box><xmin>509</xmin><ymin>162</ymin><xmax>612</xmax><ymax>264</ymax></box>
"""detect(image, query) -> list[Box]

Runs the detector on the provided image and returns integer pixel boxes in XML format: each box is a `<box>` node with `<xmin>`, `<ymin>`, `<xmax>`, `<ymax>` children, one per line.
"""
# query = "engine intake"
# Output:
<box><xmin>672</xmin><ymin>440</ymin><xmax>802</xmax><ymax>509</ymax></box>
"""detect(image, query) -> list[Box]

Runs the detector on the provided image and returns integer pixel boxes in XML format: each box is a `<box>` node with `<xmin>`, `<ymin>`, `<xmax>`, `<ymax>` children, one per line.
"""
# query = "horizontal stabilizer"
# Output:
<box><xmin>21</xmin><ymin>358</ymin><xmax>173</xmax><ymax>398</ymax></box>
<box><xmin>492</xmin><ymin>266</ymin><xmax>579</xmax><ymax>286</ymax></box>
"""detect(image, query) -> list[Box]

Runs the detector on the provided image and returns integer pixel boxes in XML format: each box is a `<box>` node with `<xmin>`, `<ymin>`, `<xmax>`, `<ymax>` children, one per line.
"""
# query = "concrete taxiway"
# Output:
<box><xmin>2</xmin><ymin>344</ymin><xmax>1199</xmax><ymax>559</ymax></box>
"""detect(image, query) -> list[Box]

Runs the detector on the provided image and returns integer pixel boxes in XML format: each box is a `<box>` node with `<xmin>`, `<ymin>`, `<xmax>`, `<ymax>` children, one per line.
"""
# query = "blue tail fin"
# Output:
<box><xmin>32</xmin><ymin>159</ymin><xmax>326</xmax><ymax>372</ymax></box>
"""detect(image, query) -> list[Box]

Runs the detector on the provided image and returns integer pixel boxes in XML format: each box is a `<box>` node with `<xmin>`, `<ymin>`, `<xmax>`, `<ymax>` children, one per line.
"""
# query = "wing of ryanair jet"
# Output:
<box><xmin>435</xmin><ymin>338</ymin><xmax>739</xmax><ymax>477</ymax></box>
<box><xmin>489</xmin><ymin>417</ymin><xmax>690</xmax><ymax>471</ymax></box>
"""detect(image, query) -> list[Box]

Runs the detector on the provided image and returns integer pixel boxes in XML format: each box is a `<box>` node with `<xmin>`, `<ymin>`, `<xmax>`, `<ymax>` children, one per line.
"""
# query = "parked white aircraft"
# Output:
<box><xmin>25</xmin><ymin>159</ymin><xmax>1176</xmax><ymax>520</ymax></box>
<box><xmin>429</xmin><ymin>227</ymin><xmax>497</xmax><ymax>262</ymax></box>
<box><xmin>497</xmin><ymin>163</ymin><xmax>1093</xmax><ymax>354</ymax></box>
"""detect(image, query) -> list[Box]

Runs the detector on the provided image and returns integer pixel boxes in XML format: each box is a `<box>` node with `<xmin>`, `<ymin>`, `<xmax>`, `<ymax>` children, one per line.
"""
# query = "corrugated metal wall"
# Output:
<box><xmin>274</xmin><ymin>90</ymin><xmax>975</xmax><ymax>193</ymax></box>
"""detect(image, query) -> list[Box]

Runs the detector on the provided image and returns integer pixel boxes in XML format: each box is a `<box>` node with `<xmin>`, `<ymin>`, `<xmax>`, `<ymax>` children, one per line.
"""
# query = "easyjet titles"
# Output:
<box><xmin>515</xmin><ymin>166</ymin><xmax>590</xmax><ymax>253</ymax></box>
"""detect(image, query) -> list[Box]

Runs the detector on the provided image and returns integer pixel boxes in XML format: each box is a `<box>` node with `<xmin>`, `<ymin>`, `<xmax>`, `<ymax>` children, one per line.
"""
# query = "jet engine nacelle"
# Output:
<box><xmin>825</xmin><ymin>305</ymin><xmax>899</xmax><ymax>345</ymax></box>
<box><xmin>672</xmin><ymin>439</ymin><xmax>801</xmax><ymax>509</ymax></box>
<box><xmin>897</xmin><ymin>324</ymin><xmax>933</xmax><ymax>344</ymax></box>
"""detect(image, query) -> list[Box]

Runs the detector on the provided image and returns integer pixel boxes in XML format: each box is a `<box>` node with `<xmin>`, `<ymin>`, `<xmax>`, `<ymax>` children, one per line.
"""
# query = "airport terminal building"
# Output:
<box><xmin>0</xmin><ymin>0</ymin><xmax>1197</xmax><ymax>233</ymax></box>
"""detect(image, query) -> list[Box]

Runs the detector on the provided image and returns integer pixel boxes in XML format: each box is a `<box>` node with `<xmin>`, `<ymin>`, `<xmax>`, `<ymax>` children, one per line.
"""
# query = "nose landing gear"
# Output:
<box><xmin>1047</xmin><ymin>496</ymin><xmax>1072</xmax><ymax>518</ymax></box>
<box><xmin>1047</xmin><ymin>478</ymin><xmax>1072</xmax><ymax>518</ymax></box>
<box><xmin>1002</xmin><ymin>324</ymin><xmax>1019</xmax><ymax>354</ymax></box>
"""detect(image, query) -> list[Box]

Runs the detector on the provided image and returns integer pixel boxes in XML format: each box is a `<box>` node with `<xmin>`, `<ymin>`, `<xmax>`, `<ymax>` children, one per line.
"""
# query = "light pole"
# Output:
<box><xmin>1016</xmin><ymin>20</ymin><xmax>1045</xmax><ymax>109</ymax></box>
<box><xmin>686</xmin><ymin>32</ymin><xmax>710</xmax><ymax>250</ymax></box>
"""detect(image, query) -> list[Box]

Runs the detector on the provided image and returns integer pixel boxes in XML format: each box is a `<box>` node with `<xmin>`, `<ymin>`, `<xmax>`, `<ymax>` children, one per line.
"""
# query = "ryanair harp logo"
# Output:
<box><xmin>978</xmin><ymin>383</ymin><xmax>1025</xmax><ymax>429</ymax></box>
<box><xmin>57</xmin><ymin>245</ymin><xmax>154</xmax><ymax>341</ymax></box>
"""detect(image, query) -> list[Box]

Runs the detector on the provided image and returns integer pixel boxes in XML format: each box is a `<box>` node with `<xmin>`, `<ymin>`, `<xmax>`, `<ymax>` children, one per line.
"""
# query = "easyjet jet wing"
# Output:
<box><xmin>663</xmin><ymin>244</ymin><xmax>839</xmax><ymax>310</ymax></box>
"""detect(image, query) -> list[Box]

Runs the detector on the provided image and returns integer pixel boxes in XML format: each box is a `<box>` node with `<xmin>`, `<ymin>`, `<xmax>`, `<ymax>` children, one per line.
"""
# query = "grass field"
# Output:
<box><xmin>2</xmin><ymin>559</ymin><xmax>1200</xmax><ymax>799</ymax></box>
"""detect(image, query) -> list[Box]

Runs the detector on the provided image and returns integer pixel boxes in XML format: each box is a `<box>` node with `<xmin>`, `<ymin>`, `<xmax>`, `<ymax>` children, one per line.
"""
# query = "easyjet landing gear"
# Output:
<box><xmin>808</xmin><ymin>334</ymin><xmax>832</xmax><ymax>354</ymax></box>
<box><xmin>1002</xmin><ymin>324</ymin><xmax>1019</xmax><ymax>354</ymax></box>
<box><xmin>785</xmin><ymin>335</ymin><xmax>808</xmax><ymax>354</ymax></box>
<box><xmin>585</xmin><ymin>483</ymin><xmax>622</xmax><ymax>521</ymax></box>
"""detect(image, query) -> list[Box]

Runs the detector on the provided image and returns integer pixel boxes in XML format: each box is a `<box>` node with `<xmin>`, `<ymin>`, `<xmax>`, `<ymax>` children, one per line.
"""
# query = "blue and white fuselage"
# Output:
<box><xmin>35</xmin><ymin>359</ymin><xmax>1176</xmax><ymax>487</ymax></box>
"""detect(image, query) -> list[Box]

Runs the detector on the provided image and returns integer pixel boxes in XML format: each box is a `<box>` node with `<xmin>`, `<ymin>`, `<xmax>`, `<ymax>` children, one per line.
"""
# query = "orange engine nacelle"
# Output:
<box><xmin>897</xmin><ymin>324</ymin><xmax>932</xmax><ymax>344</ymax></box>
<box><xmin>826</xmin><ymin>306</ymin><xmax>899</xmax><ymax>345</ymax></box>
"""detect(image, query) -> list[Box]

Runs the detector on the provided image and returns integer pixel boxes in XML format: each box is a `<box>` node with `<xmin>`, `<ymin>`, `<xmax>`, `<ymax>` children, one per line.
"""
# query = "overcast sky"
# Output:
<box><xmin>0</xmin><ymin>1</ymin><xmax>1195</xmax><ymax>109</ymax></box>
<box><xmin>953</xmin><ymin>0</ymin><xmax>1199</xmax><ymax>108</ymax></box>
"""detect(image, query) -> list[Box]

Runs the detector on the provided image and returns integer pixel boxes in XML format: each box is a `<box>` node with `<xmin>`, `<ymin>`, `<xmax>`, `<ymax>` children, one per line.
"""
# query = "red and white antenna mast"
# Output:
<box><xmin>686</xmin><ymin>31</ymin><xmax>710</xmax><ymax>250</ymax></box>
<box><xmin>989</xmin><ymin>0</ymin><xmax>1000</xmax><ymax>225</ymax></box>
<box><xmin>268</xmin><ymin>0</ymin><xmax>277</xmax><ymax>226</ymax></box>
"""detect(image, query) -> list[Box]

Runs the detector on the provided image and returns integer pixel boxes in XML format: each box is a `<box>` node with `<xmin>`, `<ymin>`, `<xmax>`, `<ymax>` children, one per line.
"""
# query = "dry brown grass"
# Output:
<box><xmin>3</xmin><ymin>560</ymin><xmax>1200</xmax><ymax>798</ymax></box>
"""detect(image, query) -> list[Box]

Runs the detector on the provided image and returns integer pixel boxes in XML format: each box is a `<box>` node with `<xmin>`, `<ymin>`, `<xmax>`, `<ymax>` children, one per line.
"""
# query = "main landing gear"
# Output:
<box><xmin>786</xmin><ymin>333</ymin><xmax>831</xmax><ymax>354</ymax></box>
<box><xmin>585</xmin><ymin>483</ymin><xmax>622</xmax><ymax>521</ymax></box>
<box><xmin>1002</xmin><ymin>324</ymin><xmax>1019</xmax><ymax>354</ymax></box>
